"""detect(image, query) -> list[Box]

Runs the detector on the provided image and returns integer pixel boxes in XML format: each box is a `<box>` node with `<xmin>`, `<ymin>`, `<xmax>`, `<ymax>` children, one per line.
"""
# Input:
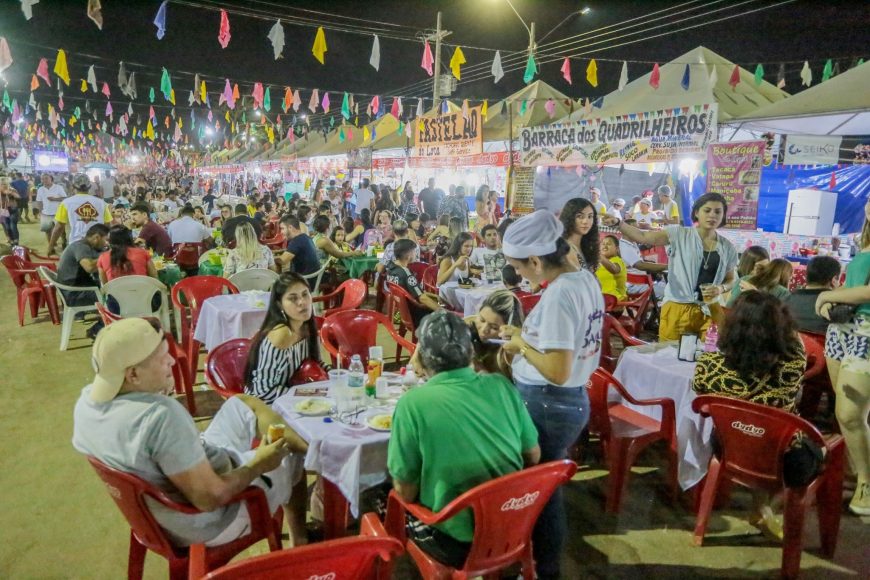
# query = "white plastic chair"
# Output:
<box><xmin>38</xmin><ymin>266</ymin><xmax>104</xmax><ymax>351</ymax></box>
<box><xmin>102</xmin><ymin>275</ymin><xmax>172</xmax><ymax>330</ymax></box>
<box><xmin>227</xmin><ymin>268</ymin><xmax>279</xmax><ymax>292</ymax></box>
<box><xmin>302</xmin><ymin>264</ymin><xmax>327</xmax><ymax>296</ymax></box>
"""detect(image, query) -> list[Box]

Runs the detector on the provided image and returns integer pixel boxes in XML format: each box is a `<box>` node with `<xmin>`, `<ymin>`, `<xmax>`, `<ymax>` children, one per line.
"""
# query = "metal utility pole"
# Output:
<box><xmin>430</xmin><ymin>12</ymin><xmax>452</xmax><ymax>105</ymax></box>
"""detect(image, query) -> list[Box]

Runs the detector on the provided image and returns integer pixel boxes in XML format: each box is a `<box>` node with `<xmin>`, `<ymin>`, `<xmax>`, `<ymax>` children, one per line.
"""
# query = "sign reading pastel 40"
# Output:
<box><xmin>519</xmin><ymin>104</ymin><xmax>718</xmax><ymax>167</ymax></box>
<box><xmin>414</xmin><ymin>106</ymin><xmax>483</xmax><ymax>158</ymax></box>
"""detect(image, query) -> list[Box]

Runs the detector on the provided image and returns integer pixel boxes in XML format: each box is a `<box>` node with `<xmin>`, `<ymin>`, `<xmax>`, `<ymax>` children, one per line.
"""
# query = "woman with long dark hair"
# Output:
<box><xmin>737</xmin><ymin>245</ymin><xmax>770</xmax><ymax>278</ymax></box>
<box><xmin>244</xmin><ymin>272</ymin><xmax>322</xmax><ymax>405</ymax></box>
<box><xmin>560</xmin><ymin>197</ymin><xmax>600</xmax><ymax>272</ymax></box>
<box><xmin>437</xmin><ymin>232</ymin><xmax>474</xmax><ymax>286</ymax></box>
<box><xmin>97</xmin><ymin>225</ymin><xmax>158</xmax><ymax>283</ymax></box>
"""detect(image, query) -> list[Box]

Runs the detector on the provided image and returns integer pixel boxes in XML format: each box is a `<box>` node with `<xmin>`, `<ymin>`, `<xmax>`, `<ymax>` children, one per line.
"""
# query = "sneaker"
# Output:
<box><xmin>849</xmin><ymin>482</ymin><xmax>870</xmax><ymax>516</ymax></box>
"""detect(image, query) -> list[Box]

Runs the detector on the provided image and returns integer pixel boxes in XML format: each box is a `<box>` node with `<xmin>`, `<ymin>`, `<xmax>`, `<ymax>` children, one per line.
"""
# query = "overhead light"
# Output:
<box><xmin>255</xmin><ymin>110</ymin><xmax>261</xmax><ymax>117</ymax></box>
<box><xmin>300</xmin><ymin>114</ymin><xmax>307</xmax><ymax>120</ymax></box>
<box><xmin>205</xmin><ymin>128</ymin><xmax>214</xmax><ymax>136</ymax></box>
<box><xmin>249</xmin><ymin>137</ymin><xmax>256</xmax><ymax>142</ymax></box>
<box><xmin>580</xmin><ymin>6</ymin><xmax>591</xmax><ymax>14</ymax></box>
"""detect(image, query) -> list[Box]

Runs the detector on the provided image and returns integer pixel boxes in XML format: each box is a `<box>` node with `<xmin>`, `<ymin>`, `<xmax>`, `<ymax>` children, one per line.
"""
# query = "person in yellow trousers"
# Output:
<box><xmin>601</xmin><ymin>191</ymin><xmax>738</xmax><ymax>341</ymax></box>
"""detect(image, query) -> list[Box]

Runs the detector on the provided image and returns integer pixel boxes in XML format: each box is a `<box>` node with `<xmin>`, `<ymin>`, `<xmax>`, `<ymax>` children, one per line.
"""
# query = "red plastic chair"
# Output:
<box><xmin>261</xmin><ymin>233</ymin><xmax>286</xmax><ymax>251</ymax></box>
<box><xmin>616</xmin><ymin>273</ymin><xmax>654</xmax><ymax>336</ymax></box>
<box><xmin>189</xmin><ymin>512</ymin><xmax>403</xmax><ymax>580</ymax></box>
<box><xmin>797</xmin><ymin>332</ymin><xmax>833</xmax><ymax>421</ymax></box>
<box><xmin>85</xmin><ymin>456</ymin><xmax>283</xmax><ymax>580</ymax></box>
<box><xmin>1</xmin><ymin>255</ymin><xmax>59</xmax><ymax>326</ymax></box>
<box><xmin>312</xmin><ymin>278</ymin><xmax>367</xmax><ymax>317</ymax></box>
<box><xmin>320</xmin><ymin>309</ymin><xmax>416</xmax><ymax>368</ymax></box>
<box><xmin>172</xmin><ymin>276</ymin><xmax>239</xmax><ymax>385</ymax></box>
<box><xmin>407</xmin><ymin>261</ymin><xmax>429</xmax><ymax>283</ymax></box>
<box><xmin>385</xmin><ymin>281</ymin><xmax>428</xmax><ymax>360</ymax></box>
<box><xmin>603</xmin><ymin>293</ymin><xmax>618</xmax><ymax>312</ymax></box>
<box><xmin>691</xmin><ymin>395</ymin><xmax>846</xmax><ymax>579</ymax></box>
<box><xmin>421</xmin><ymin>264</ymin><xmax>439</xmax><ymax>295</ymax></box>
<box><xmin>204</xmin><ymin>338</ymin><xmax>251</xmax><ymax>399</ymax></box>
<box><xmin>12</xmin><ymin>245</ymin><xmax>59</xmax><ymax>265</ymax></box>
<box><xmin>384</xmin><ymin>460</ymin><xmax>578</xmax><ymax>580</ymax></box>
<box><xmin>587</xmin><ymin>368</ymin><xmax>678</xmax><ymax>513</ymax></box>
<box><xmin>518</xmin><ymin>293</ymin><xmax>541</xmax><ymax>316</ymax></box>
<box><xmin>172</xmin><ymin>242</ymin><xmax>206</xmax><ymax>270</ymax></box>
<box><xmin>599</xmin><ymin>314</ymin><xmax>648</xmax><ymax>372</ymax></box>
<box><xmin>95</xmin><ymin>301</ymin><xmax>124</xmax><ymax>326</ymax></box>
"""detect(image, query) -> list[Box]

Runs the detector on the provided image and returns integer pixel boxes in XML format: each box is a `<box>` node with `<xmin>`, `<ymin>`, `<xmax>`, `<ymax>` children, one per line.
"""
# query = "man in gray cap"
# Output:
<box><xmin>656</xmin><ymin>185</ymin><xmax>680</xmax><ymax>225</ymax></box>
<box><xmin>388</xmin><ymin>310</ymin><xmax>540</xmax><ymax>568</ymax></box>
<box><xmin>72</xmin><ymin>318</ymin><xmax>310</xmax><ymax>547</ymax></box>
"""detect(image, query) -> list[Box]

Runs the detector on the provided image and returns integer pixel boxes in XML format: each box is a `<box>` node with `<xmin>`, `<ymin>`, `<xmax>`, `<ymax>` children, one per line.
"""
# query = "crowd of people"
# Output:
<box><xmin>4</xmin><ymin>165</ymin><xmax>868</xmax><ymax>577</ymax></box>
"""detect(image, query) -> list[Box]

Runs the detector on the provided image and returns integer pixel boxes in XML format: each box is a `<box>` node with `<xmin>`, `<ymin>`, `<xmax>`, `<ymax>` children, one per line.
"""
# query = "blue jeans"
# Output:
<box><xmin>3</xmin><ymin>207</ymin><xmax>20</xmax><ymax>243</ymax></box>
<box><xmin>516</xmin><ymin>382</ymin><xmax>590</xmax><ymax>580</ymax></box>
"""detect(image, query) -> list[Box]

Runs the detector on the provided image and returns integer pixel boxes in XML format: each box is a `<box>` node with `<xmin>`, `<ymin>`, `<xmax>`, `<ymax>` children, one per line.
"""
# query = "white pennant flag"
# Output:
<box><xmin>369</xmin><ymin>34</ymin><xmax>381</xmax><ymax>71</ymax></box>
<box><xmin>800</xmin><ymin>61</ymin><xmax>812</xmax><ymax>86</ymax></box>
<box><xmin>87</xmin><ymin>65</ymin><xmax>98</xmax><ymax>93</ymax></box>
<box><xmin>267</xmin><ymin>19</ymin><xmax>285</xmax><ymax>60</ymax></box>
<box><xmin>618</xmin><ymin>61</ymin><xmax>628</xmax><ymax>91</ymax></box>
<box><xmin>709</xmin><ymin>65</ymin><xmax>718</xmax><ymax>88</ymax></box>
<box><xmin>291</xmin><ymin>90</ymin><xmax>301</xmax><ymax>112</ymax></box>
<box><xmin>416</xmin><ymin>98</ymin><xmax>423</xmax><ymax>118</ymax></box>
<box><xmin>36</xmin><ymin>107</ymin><xmax>43</xmax><ymax>121</ymax></box>
<box><xmin>396</xmin><ymin>97</ymin><xmax>403</xmax><ymax>117</ymax></box>
<box><xmin>188</xmin><ymin>90</ymin><xmax>195</xmax><ymax>106</ymax></box>
<box><xmin>308</xmin><ymin>89</ymin><xmax>319</xmax><ymax>113</ymax></box>
<box><xmin>193</xmin><ymin>73</ymin><xmax>201</xmax><ymax>103</ymax></box>
<box><xmin>28</xmin><ymin>93</ymin><xmax>36</xmax><ymax>109</ymax></box>
<box><xmin>127</xmin><ymin>102</ymin><xmax>133</xmax><ymax>116</ymax></box>
<box><xmin>461</xmin><ymin>99</ymin><xmax>469</xmax><ymax>120</ymax></box>
<box><xmin>21</xmin><ymin>0</ymin><xmax>39</xmax><ymax>21</ymax></box>
<box><xmin>491</xmin><ymin>50</ymin><xmax>504</xmax><ymax>83</ymax></box>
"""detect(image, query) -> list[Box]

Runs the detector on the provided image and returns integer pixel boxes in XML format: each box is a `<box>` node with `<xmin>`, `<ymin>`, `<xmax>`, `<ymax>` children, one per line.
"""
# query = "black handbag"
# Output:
<box><xmin>827</xmin><ymin>269</ymin><xmax>870</xmax><ymax>324</ymax></box>
<box><xmin>783</xmin><ymin>432</ymin><xmax>824</xmax><ymax>488</ymax></box>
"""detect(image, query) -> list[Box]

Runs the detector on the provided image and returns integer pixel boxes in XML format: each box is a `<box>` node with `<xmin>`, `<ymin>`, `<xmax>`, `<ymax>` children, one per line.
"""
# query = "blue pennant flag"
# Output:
<box><xmin>681</xmin><ymin>64</ymin><xmax>690</xmax><ymax>91</ymax></box>
<box><xmin>154</xmin><ymin>1</ymin><xmax>168</xmax><ymax>40</ymax></box>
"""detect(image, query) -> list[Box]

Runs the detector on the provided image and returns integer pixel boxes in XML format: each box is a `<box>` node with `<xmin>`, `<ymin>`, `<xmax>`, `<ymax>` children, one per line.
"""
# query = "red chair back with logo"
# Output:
<box><xmin>320</xmin><ymin>309</ymin><xmax>416</xmax><ymax>368</ymax></box>
<box><xmin>384</xmin><ymin>460</ymin><xmax>577</xmax><ymax>579</ymax></box>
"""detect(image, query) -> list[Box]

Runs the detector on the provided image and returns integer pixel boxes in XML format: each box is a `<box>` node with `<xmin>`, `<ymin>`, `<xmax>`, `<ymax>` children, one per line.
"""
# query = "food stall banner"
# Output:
<box><xmin>520</xmin><ymin>103</ymin><xmax>717</xmax><ymax>167</ymax></box>
<box><xmin>706</xmin><ymin>140</ymin><xmax>764</xmax><ymax>230</ymax></box>
<box><xmin>414</xmin><ymin>106</ymin><xmax>483</xmax><ymax>158</ymax></box>
<box><xmin>373</xmin><ymin>150</ymin><xmax>519</xmax><ymax>170</ymax></box>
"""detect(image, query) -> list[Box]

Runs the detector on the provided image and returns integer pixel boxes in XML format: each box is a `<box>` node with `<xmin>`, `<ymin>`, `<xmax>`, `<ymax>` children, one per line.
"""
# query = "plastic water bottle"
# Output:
<box><xmin>704</xmin><ymin>324</ymin><xmax>719</xmax><ymax>353</ymax></box>
<box><xmin>348</xmin><ymin>355</ymin><xmax>366</xmax><ymax>410</ymax></box>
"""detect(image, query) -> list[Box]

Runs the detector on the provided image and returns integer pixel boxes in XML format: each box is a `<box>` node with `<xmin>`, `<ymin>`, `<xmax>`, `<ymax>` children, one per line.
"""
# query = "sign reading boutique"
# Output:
<box><xmin>519</xmin><ymin>104</ymin><xmax>718</xmax><ymax>166</ymax></box>
<box><xmin>414</xmin><ymin>106</ymin><xmax>483</xmax><ymax>158</ymax></box>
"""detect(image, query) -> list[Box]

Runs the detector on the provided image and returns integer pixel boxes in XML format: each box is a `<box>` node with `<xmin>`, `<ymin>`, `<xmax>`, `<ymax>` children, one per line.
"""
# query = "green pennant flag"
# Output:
<box><xmin>338</xmin><ymin>128</ymin><xmax>345</xmax><ymax>143</ymax></box>
<box><xmin>149</xmin><ymin>87</ymin><xmax>155</xmax><ymax>103</ymax></box>
<box><xmin>242</xmin><ymin>112</ymin><xmax>247</xmax><ymax>124</ymax></box>
<box><xmin>74</xmin><ymin>106</ymin><xmax>81</xmax><ymax>118</ymax></box>
<box><xmin>523</xmin><ymin>54</ymin><xmax>537</xmax><ymax>84</ymax></box>
<box><xmin>822</xmin><ymin>59</ymin><xmax>834</xmax><ymax>81</ymax></box>
<box><xmin>858</xmin><ymin>58</ymin><xmax>865</xmax><ymax>67</ymax></box>
<box><xmin>519</xmin><ymin>99</ymin><xmax>528</xmax><ymax>116</ymax></box>
<box><xmin>160</xmin><ymin>68</ymin><xmax>172</xmax><ymax>101</ymax></box>
<box><xmin>397</xmin><ymin>121</ymin><xmax>404</xmax><ymax>135</ymax></box>
<box><xmin>330</xmin><ymin>116</ymin><xmax>335</xmax><ymax>128</ymax></box>
<box><xmin>754</xmin><ymin>63</ymin><xmax>764</xmax><ymax>86</ymax></box>
<box><xmin>341</xmin><ymin>92</ymin><xmax>350</xmax><ymax>120</ymax></box>
<box><xmin>1</xmin><ymin>90</ymin><xmax>10</xmax><ymax>110</ymax></box>
<box><xmin>263</xmin><ymin>87</ymin><xmax>271</xmax><ymax>112</ymax></box>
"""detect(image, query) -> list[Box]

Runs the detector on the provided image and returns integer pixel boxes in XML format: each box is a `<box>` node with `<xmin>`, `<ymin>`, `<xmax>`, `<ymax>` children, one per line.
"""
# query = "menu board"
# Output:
<box><xmin>508</xmin><ymin>166</ymin><xmax>536</xmax><ymax>216</ymax></box>
<box><xmin>706</xmin><ymin>140</ymin><xmax>765</xmax><ymax>230</ymax></box>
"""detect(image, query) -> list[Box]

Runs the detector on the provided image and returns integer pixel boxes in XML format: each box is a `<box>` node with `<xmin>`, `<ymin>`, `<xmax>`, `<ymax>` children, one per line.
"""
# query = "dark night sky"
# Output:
<box><xmin>0</xmin><ymin>0</ymin><xmax>867</xmax><ymax>129</ymax></box>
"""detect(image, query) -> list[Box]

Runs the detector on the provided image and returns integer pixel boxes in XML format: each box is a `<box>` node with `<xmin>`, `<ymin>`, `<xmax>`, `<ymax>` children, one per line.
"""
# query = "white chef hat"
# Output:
<box><xmin>502</xmin><ymin>209</ymin><xmax>565</xmax><ymax>259</ymax></box>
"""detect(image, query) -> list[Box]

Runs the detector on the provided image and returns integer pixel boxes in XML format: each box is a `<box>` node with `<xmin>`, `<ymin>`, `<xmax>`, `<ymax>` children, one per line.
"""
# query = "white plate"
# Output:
<box><xmin>294</xmin><ymin>397</ymin><xmax>333</xmax><ymax>416</ymax></box>
<box><xmin>366</xmin><ymin>413</ymin><xmax>393</xmax><ymax>431</ymax></box>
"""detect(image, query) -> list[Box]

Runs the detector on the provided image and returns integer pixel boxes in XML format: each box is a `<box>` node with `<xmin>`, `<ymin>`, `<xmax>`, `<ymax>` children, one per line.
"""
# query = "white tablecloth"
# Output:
<box><xmin>273</xmin><ymin>383</ymin><xmax>393</xmax><ymax>517</ymax></box>
<box><xmin>193</xmin><ymin>291</ymin><xmax>270</xmax><ymax>351</ymax></box>
<box><xmin>439</xmin><ymin>281</ymin><xmax>504</xmax><ymax>317</ymax></box>
<box><xmin>612</xmin><ymin>344</ymin><xmax>713</xmax><ymax>490</ymax></box>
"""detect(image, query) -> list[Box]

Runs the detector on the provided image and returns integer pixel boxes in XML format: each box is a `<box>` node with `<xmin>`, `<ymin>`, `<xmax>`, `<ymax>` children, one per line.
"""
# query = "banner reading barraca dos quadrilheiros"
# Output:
<box><xmin>519</xmin><ymin>104</ymin><xmax>718</xmax><ymax>167</ymax></box>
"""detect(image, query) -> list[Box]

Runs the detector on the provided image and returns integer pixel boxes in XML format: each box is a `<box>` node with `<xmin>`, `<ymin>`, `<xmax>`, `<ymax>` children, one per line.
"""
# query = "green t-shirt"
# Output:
<box><xmin>846</xmin><ymin>251</ymin><xmax>870</xmax><ymax>316</ymax></box>
<box><xmin>387</xmin><ymin>367</ymin><xmax>538</xmax><ymax>542</ymax></box>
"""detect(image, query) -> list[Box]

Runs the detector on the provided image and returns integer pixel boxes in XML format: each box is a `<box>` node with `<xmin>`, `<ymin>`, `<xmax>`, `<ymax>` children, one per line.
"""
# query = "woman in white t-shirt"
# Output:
<box><xmin>223</xmin><ymin>222</ymin><xmax>276</xmax><ymax>277</ymax></box>
<box><xmin>500</xmin><ymin>210</ymin><xmax>604</xmax><ymax>580</ymax></box>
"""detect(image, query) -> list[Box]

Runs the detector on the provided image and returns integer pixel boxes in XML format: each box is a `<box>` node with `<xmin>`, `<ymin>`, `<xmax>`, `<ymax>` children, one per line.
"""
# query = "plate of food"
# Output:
<box><xmin>457</xmin><ymin>277</ymin><xmax>475</xmax><ymax>289</ymax></box>
<box><xmin>366</xmin><ymin>413</ymin><xmax>393</xmax><ymax>431</ymax></box>
<box><xmin>294</xmin><ymin>398</ymin><xmax>333</xmax><ymax>416</ymax></box>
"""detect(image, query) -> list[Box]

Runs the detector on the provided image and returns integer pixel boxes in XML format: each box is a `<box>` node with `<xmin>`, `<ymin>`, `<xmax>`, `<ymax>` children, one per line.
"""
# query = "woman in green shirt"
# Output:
<box><xmin>815</xmin><ymin>201</ymin><xmax>870</xmax><ymax>516</ymax></box>
<box><xmin>726</xmin><ymin>258</ymin><xmax>792</xmax><ymax>307</ymax></box>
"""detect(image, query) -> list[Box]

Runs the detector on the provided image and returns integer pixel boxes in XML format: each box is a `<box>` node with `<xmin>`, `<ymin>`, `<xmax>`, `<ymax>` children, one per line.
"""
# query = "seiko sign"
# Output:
<box><xmin>783</xmin><ymin>135</ymin><xmax>842</xmax><ymax>165</ymax></box>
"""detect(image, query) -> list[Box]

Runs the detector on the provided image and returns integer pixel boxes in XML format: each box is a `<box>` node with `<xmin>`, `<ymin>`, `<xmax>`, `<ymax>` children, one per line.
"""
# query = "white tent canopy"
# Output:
<box><xmin>727</xmin><ymin>61</ymin><xmax>870</xmax><ymax>136</ymax></box>
<box><xmin>7</xmin><ymin>149</ymin><xmax>32</xmax><ymax>172</ymax></box>
<box><xmin>569</xmin><ymin>46</ymin><xmax>789</xmax><ymax>123</ymax></box>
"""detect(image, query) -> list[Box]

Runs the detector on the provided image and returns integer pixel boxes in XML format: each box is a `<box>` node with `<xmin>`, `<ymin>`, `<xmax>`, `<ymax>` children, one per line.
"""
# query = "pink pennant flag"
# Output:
<box><xmin>106</xmin><ymin>101</ymin><xmax>113</xmax><ymax>117</ymax></box>
<box><xmin>560</xmin><ymin>58</ymin><xmax>572</xmax><ymax>85</ymax></box>
<box><xmin>58</xmin><ymin>96</ymin><xmax>64</xmax><ymax>110</ymax></box>
<box><xmin>545</xmin><ymin>98</ymin><xmax>556</xmax><ymax>118</ymax></box>
<box><xmin>149</xmin><ymin>105</ymin><xmax>155</xmax><ymax>120</ymax></box>
<box><xmin>101</xmin><ymin>82</ymin><xmax>110</xmax><ymax>98</ymax></box>
<box><xmin>321</xmin><ymin>92</ymin><xmax>330</xmax><ymax>112</ymax></box>
<box><xmin>421</xmin><ymin>40</ymin><xmax>434</xmax><ymax>77</ymax></box>
<box><xmin>371</xmin><ymin>95</ymin><xmax>380</xmax><ymax>114</ymax></box>
<box><xmin>649</xmin><ymin>63</ymin><xmax>661</xmax><ymax>89</ymax></box>
<box><xmin>36</xmin><ymin>58</ymin><xmax>50</xmax><ymax>85</ymax></box>
<box><xmin>252</xmin><ymin>82</ymin><xmax>264</xmax><ymax>108</ymax></box>
<box><xmin>218</xmin><ymin>9</ymin><xmax>231</xmax><ymax>48</ymax></box>
<box><xmin>728</xmin><ymin>64</ymin><xmax>740</xmax><ymax>90</ymax></box>
<box><xmin>390</xmin><ymin>98</ymin><xmax>399</xmax><ymax>118</ymax></box>
<box><xmin>308</xmin><ymin>89</ymin><xmax>319</xmax><ymax>113</ymax></box>
<box><xmin>207</xmin><ymin>110</ymin><xmax>213</xmax><ymax>121</ymax></box>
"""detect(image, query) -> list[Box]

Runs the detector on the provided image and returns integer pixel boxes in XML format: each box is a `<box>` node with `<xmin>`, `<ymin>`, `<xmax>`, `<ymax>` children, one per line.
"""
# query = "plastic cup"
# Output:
<box><xmin>328</xmin><ymin>369</ymin><xmax>349</xmax><ymax>400</ymax></box>
<box><xmin>699</xmin><ymin>283</ymin><xmax>716</xmax><ymax>304</ymax></box>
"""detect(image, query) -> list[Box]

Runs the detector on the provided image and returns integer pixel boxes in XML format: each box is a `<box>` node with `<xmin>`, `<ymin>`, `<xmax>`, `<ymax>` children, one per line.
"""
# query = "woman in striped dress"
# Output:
<box><xmin>244</xmin><ymin>272</ymin><xmax>322</xmax><ymax>404</ymax></box>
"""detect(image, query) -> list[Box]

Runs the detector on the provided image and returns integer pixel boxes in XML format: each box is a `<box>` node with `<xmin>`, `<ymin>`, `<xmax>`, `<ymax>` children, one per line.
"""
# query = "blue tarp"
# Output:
<box><xmin>678</xmin><ymin>164</ymin><xmax>870</xmax><ymax>234</ymax></box>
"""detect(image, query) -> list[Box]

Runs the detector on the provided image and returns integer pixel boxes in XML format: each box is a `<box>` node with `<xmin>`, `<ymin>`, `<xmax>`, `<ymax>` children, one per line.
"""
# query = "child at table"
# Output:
<box><xmin>596</xmin><ymin>235</ymin><xmax>628</xmax><ymax>303</ymax></box>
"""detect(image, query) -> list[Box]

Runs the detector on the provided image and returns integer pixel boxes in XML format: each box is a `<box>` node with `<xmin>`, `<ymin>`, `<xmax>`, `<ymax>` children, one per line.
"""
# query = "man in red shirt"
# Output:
<box><xmin>130</xmin><ymin>202</ymin><xmax>172</xmax><ymax>257</ymax></box>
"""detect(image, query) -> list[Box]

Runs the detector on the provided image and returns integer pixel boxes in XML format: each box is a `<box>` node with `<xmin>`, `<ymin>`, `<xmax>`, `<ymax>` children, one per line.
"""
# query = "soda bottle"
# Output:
<box><xmin>366</xmin><ymin>346</ymin><xmax>383</xmax><ymax>398</ymax></box>
<box><xmin>704</xmin><ymin>324</ymin><xmax>719</xmax><ymax>353</ymax></box>
<box><xmin>348</xmin><ymin>355</ymin><xmax>366</xmax><ymax>410</ymax></box>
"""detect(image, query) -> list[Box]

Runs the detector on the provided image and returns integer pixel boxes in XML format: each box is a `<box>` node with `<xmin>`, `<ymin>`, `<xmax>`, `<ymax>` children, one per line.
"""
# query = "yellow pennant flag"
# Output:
<box><xmin>70</xmin><ymin>116</ymin><xmax>77</xmax><ymax>125</ymax></box>
<box><xmin>449</xmin><ymin>47</ymin><xmax>466</xmax><ymax>80</ymax></box>
<box><xmin>80</xmin><ymin>79</ymin><xmax>88</xmax><ymax>92</ymax></box>
<box><xmin>418</xmin><ymin>120</ymin><xmax>424</xmax><ymax>132</ymax></box>
<box><xmin>363</xmin><ymin>126</ymin><xmax>370</xmax><ymax>141</ymax></box>
<box><xmin>225</xmin><ymin>111</ymin><xmax>231</xmax><ymax>122</ymax></box>
<box><xmin>586</xmin><ymin>59</ymin><xmax>598</xmax><ymax>87</ymax></box>
<box><xmin>267</xmin><ymin>126</ymin><xmax>274</xmax><ymax>144</ymax></box>
<box><xmin>200</xmin><ymin>81</ymin><xmax>207</xmax><ymax>103</ymax></box>
<box><xmin>54</xmin><ymin>49</ymin><xmax>71</xmax><ymax>85</ymax></box>
<box><xmin>312</xmin><ymin>27</ymin><xmax>327</xmax><ymax>64</ymax></box>
<box><xmin>481</xmin><ymin>99</ymin><xmax>488</xmax><ymax>120</ymax></box>
<box><xmin>178</xmin><ymin>118</ymin><xmax>183</xmax><ymax>129</ymax></box>
<box><xmin>133</xmin><ymin>127</ymin><xmax>138</xmax><ymax>138</ymax></box>
<box><xmin>170</xmin><ymin>89</ymin><xmax>176</xmax><ymax>105</ymax></box>
<box><xmin>145</xmin><ymin>121</ymin><xmax>154</xmax><ymax>140</ymax></box>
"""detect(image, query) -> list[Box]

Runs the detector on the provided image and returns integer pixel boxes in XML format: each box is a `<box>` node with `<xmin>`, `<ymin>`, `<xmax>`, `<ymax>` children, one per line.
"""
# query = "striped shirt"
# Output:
<box><xmin>244</xmin><ymin>337</ymin><xmax>309</xmax><ymax>404</ymax></box>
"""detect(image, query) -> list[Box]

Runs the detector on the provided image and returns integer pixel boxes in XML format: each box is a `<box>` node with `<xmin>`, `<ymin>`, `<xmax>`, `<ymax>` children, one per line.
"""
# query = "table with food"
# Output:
<box><xmin>439</xmin><ymin>279</ymin><xmax>505</xmax><ymax>316</ymax></box>
<box><xmin>192</xmin><ymin>290</ymin><xmax>270</xmax><ymax>351</ymax></box>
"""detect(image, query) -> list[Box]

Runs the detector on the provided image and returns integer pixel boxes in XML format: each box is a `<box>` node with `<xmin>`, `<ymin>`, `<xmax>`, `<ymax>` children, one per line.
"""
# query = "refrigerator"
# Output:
<box><xmin>784</xmin><ymin>188</ymin><xmax>838</xmax><ymax>236</ymax></box>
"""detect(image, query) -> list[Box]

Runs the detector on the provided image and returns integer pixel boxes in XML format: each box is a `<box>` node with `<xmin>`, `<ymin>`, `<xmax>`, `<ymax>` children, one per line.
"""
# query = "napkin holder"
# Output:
<box><xmin>678</xmin><ymin>334</ymin><xmax>698</xmax><ymax>362</ymax></box>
